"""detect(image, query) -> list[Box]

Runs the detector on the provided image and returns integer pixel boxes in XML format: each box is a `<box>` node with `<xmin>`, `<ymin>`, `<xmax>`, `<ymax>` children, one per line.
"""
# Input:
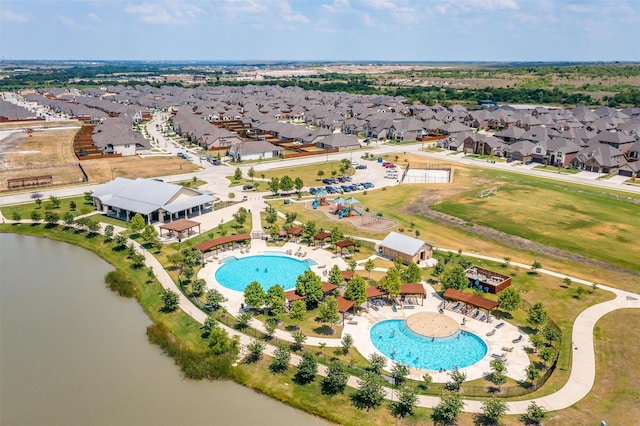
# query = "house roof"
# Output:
<box><xmin>230</xmin><ymin>140</ymin><xmax>283</xmax><ymax>156</ymax></box>
<box><xmin>379</xmin><ymin>231</ymin><xmax>429</xmax><ymax>257</ymax></box>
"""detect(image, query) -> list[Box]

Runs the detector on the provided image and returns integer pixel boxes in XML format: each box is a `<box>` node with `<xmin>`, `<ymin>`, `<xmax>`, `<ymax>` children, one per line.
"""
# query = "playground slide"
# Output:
<box><xmin>353</xmin><ymin>209</ymin><xmax>363</xmax><ymax>216</ymax></box>
<box><xmin>313</xmin><ymin>200</ymin><xmax>318</xmax><ymax>209</ymax></box>
<box><xmin>338</xmin><ymin>210</ymin><xmax>347</xmax><ymax>219</ymax></box>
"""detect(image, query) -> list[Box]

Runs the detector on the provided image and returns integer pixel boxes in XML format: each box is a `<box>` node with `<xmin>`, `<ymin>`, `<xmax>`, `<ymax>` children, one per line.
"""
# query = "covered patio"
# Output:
<box><xmin>337</xmin><ymin>296</ymin><xmax>356</xmax><ymax>322</ymax></box>
<box><xmin>159</xmin><ymin>218</ymin><xmax>201</xmax><ymax>242</ymax></box>
<box><xmin>335</xmin><ymin>239</ymin><xmax>356</xmax><ymax>256</ymax></box>
<box><xmin>192</xmin><ymin>233</ymin><xmax>251</xmax><ymax>260</ymax></box>
<box><xmin>442</xmin><ymin>288</ymin><xmax>499</xmax><ymax>318</ymax></box>
<box><xmin>313</xmin><ymin>231</ymin><xmax>331</xmax><ymax>247</ymax></box>
<box><xmin>400</xmin><ymin>283</ymin><xmax>426</xmax><ymax>306</ymax></box>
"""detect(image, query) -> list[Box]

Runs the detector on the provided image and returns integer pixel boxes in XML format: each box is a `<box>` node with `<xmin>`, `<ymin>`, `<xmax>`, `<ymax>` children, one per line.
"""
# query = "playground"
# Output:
<box><xmin>307</xmin><ymin>193</ymin><xmax>397</xmax><ymax>231</ymax></box>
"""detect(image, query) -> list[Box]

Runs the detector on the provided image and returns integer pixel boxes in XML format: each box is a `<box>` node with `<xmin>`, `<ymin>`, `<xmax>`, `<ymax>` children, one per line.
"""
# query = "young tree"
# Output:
<box><xmin>328</xmin><ymin>264</ymin><xmax>343</xmax><ymax>287</ymax></box>
<box><xmin>302</xmin><ymin>221</ymin><xmax>316</xmax><ymax>244</ymax></box>
<box><xmin>530</xmin><ymin>260</ymin><xmax>542</xmax><ymax>274</ymax></box>
<box><xmin>422</xmin><ymin>372</ymin><xmax>433</xmax><ymax>390</ymax></box>
<box><xmin>563</xmin><ymin>276</ymin><xmax>572</xmax><ymax>287</ymax></box>
<box><xmin>208</xmin><ymin>327</ymin><xmax>239</xmax><ymax>356</ymax></box>
<box><xmin>30</xmin><ymin>210</ymin><xmax>41</xmax><ymax>223</ymax></box>
<box><xmin>233</xmin><ymin>207</ymin><xmax>248</xmax><ymax>228</ymax></box>
<box><xmin>389</xmin><ymin>385</ymin><xmax>418</xmax><ymax>418</ymax></box>
<box><xmin>11</xmin><ymin>211</ymin><xmax>21</xmax><ymax>222</ymax></box>
<box><xmin>279</xmin><ymin>175</ymin><xmax>294</xmax><ymax>193</ymax></box>
<box><xmin>498</xmin><ymin>287</ymin><xmax>521</xmax><ymax>314</ymax></box>
<box><xmin>289</xmin><ymin>299</ymin><xmax>307</xmax><ymax>323</ymax></box>
<box><xmin>266</xmin><ymin>284</ymin><xmax>286</xmax><ymax>317</ymax></box>
<box><xmin>522</xmin><ymin>401</ymin><xmax>547</xmax><ymax>425</ymax></box>
<box><xmin>351</xmin><ymin>372</ymin><xmax>386</xmax><ymax>411</ymax></box>
<box><xmin>86</xmin><ymin>220</ymin><xmax>101</xmax><ymax>235</ymax></box>
<box><xmin>318</xmin><ymin>296</ymin><xmax>340</xmax><ymax>329</ymax></box>
<box><xmin>368</xmin><ymin>352</ymin><xmax>387</xmax><ymax>375</ymax></box>
<box><xmin>291</xmin><ymin>330</ymin><xmax>307</xmax><ymax>351</ymax></box>
<box><xmin>525</xmin><ymin>363</ymin><xmax>541</xmax><ymax>387</ymax></box>
<box><xmin>480</xmin><ymin>396</ymin><xmax>508</xmax><ymax>425</ymax></box>
<box><xmin>379</xmin><ymin>267</ymin><xmax>401</xmax><ymax>299</ymax></box>
<box><xmin>295</xmin><ymin>270</ymin><xmax>324</xmax><ymax>308</ymax></box>
<box><xmin>130</xmin><ymin>252</ymin><xmax>146</xmax><ymax>268</ymax></box>
<box><xmin>294</xmin><ymin>177</ymin><xmax>304</xmax><ymax>194</ymax></box>
<box><xmin>440</xmin><ymin>264</ymin><xmax>468</xmax><ymax>291</ymax></box>
<box><xmin>244</xmin><ymin>281</ymin><xmax>266</xmax><ymax>308</ymax></box>
<box><xmin>269</xmin><ymin>343</ymin><xmax>291</xmax><ymax>373</ymax></box>
<box><xmin>317</xmin><ymin>169</ymin><xmax>325</xmax><ymax>179</ymax></box>
<box><xmin>364</xmin><ymin>258</ymin><xmax>376</xmax><ymax>278</ymax></box>
<box><xmin>202</xmin><ymin>313</ymin><xmax>218</xmax><ymax>335</ymax></box>
<box><xmin>113</xmin><ymin>233</ymin><xmax>128</xmax><ymax>250</ymax></box>
<box><xmin>432</xmin><ymin>392</ymin><xmax>464</xmax><ymax>425</ymax></box>
<box><xmin>392</xmin><ymin>362</ymin><xmax>410</xmax><ymax>386</ymax></box>
<box><xmin>205</xmin><ymin>289</ymin><xmax>225</xmax><ymax>311</ymax></box>
<box><xmin>268</xmin><ymin>177</ymin><xmax>280</xmax><ymax>195</ymax></box>
<box><xmin>321</xmin><ymin>360</ymin><xmax>348</xmax><ymax>395</ymax></box>
<box><xmin>161</xmin><ymin>289</ymin><xmax>179</xmax><ymax>312</ymax></box>
<box><xmin>448</xmin><ymin>366</ymin><xmax>467</xmax><ymax>391</ymax></box>
<box><xmin>103</xmin><ymin>224</ymin><xmax>114</xmax><ymax>241</ymax></box>
<box><xmin>340</xmin><ymin>333</ymin><xmax>354</xmax><ymax>355</ymax></box>
<box><xmin>129</xmin><ymin>213</ymin><xmax>145</xmax><ymax>234</ymax></box>
<box><xmin>402</xmin><ymin>262</ymin><xmax>422</xmax><ymax>283</ymax></box>
<box><xmin>432</xmin><ymin>259</ymin><xmax>445</xmax><ymax>276</ymax></box>
<box><xmin>294</xmin><ymin>351</ymin><xmax>318</xmax><ymax>385</ymax></box>
<box><xmin>542</xmin><ymin>324</ymin><xmax>561</xmax><ymax>344</ymax></box>
<box><xmin>49</xmin><ymin>195</ymin><xmax>61</xmax><ymax>208</ymax></box>
<box><xmin>344</xmin><ymin>275</ymin><xmax>367</xmax><ymax>306</ymax></box>
<box><xmin>489</xmin><ymin>359</ymin><xmax>507</xmax><ymax>391</ymax></box>
<box><xmin>539</xmin><ymin>346</ymin><xmax>555</xmax><ymax>368</ymax></box>
<box><xmin>44</xmin><ymin>211</ymin><xmax>59</xmax><ymax>226</ymax></box>
<box><xmin>264</xmin><ymin>318</ymin><xmax>277</xmax><ymax>339</ymax></box>
<box><xmin>527</xmin><ymin>302</ymin><xmax>548</xmax><ymax>331</ymax></box>
<box><xmin>233</xmin><ymin>167</ymin><xmax>242</xmax><ymax>181</ymax></box>
<box><xmin>236</xmin><ymin>311</ymin><xmax>253</xmax><ymax>330</ymax></box>
<box><xmin>247</xmin><ymin>166</ymin><xmax>255</xmax><ymax>181</ymax></box>
<box><xmin>140</xmin><ymin>224</ymin><xmax>158</xmax><ymax>247</ymax></box>
<box><xmin>246</xmin><ymin>339</ymin><xmax>265</xmax><ymax>363</ymax></box>
<box><xmin>191</xmin><ymin>278</ymin><xmax>205</xmax><ymax>297</ymax></box>
<box><xmin>83</xmin><ymin>191</ymin><xmax>94</xmax><ymax>203</ymax></box>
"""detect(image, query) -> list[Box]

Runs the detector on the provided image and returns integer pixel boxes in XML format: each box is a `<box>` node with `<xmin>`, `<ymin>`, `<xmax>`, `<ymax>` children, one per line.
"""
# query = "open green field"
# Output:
<box><xmin>430</xmin><ymin>171</ymin><xmax>640</xmax><ymax>273</ymax></box>
<box><xmin>1</xmin><ymin>195</ymin><xmax>96</xmax><ymax>219</ymax></box>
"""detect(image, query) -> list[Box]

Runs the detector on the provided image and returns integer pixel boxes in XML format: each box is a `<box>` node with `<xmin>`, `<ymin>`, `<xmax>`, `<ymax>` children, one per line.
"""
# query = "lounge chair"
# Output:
<box><xmin>501</xmin><ymin>346</ymin><xmax>514</xmax><ymax>352</ymax></box>
<box><xmin>495</xmin><ymin>322</ymin><xmax>505</xmax><ymax>328</ymax></box>
<box><xmin>392</xmin><ymin>303</ymin><xmax>398</xmax><ymax>312</ymax></box>
<box><xmin>512</xmin><ymin>335</ymin><xmax>523</xmax><ymax>343</ymax></box>
<box><xmin>372</xmin><ymin>305</ymin><xmax>379</xmax><ymax>311</ymax></box>
<box><xmin>486</xmin><ymin>329</ymin><xmax>496</xmax><ymax>336</ymax></box>
<box><xmin>491</xmin><ymin>353</ymin><xmax>506</xmax><ymax>360</ymax></box>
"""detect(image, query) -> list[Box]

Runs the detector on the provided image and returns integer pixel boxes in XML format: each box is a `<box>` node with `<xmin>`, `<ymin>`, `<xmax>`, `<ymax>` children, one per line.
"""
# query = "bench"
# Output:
<box><xmin>403</xmin><ymin>305</ymin><xmax>415</xmax><ymax>309</ymax></box>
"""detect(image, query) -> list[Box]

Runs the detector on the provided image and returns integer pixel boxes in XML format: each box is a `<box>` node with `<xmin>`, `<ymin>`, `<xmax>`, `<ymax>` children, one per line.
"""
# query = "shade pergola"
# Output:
<box><xmin>287</xmin><ymin>227</ymin><xmax>303</xmax><ymax>236</ymax></box>
<box><xmin>443</xmin><ymin>288</ymin><xmax>499</xmax><ymax>312</ymax></box>
<box><xmin>314</xmin><ymin>231</ymin><xmax>331</xmax><ymax>240</ymax></box>
<box><xmin>337</xmin><ymin>296</ymin><xmax>356</xmax><ymax>321</ymax></box>
<box><xmin>341</xmin><ymin>271</ymin><xmax>354</xmax><ymax>281</ymax></box>
<box><xmin>400</xmin><ymin>283</ymin><xmax>426</xmax><ymax>305</ymax></box>
<box><xmin>366</xmin><ymin>286</ymin><xmax>388</xmax><ymax>308</ymax></box>
<box><xmin>336</xmin><ymin>240</ymin><xmax>355</xmax><ymax>249</ymax></box>
<box><xmin>159</xmin><ymin>218</ymin><xmax>201</xmax><ymax>241</ymax></box>
<box><xmin>192</xmin><ymin>233</ymin><xmax>251</xmax><ymax>259</ymax></box>
<box><xmin>285</xmin><ymin>290</ymin><xmax>306</xmax><ymax>303</ymax></box>
<box><xmin>322</xmin><ymin>282</ymin><xmax>338</xmax><ymax>294</ymax></box>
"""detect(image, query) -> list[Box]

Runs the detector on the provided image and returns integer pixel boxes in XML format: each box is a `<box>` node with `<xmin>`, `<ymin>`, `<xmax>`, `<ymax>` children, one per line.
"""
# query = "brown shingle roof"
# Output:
<box><xmin>159</xmin><ymin>218</ymin><xmax>200</xmax><ymax>233</ymax></box>
<box><xmin>337</xmin><ymin>296</ymin><xmax>355</xmax><ymax>314</ymax></box>
<box><xmin>400</xmin><ymin>283</ymin><xmax>425</xmax><ymax>295</ymax></box>
<box><xmin>443</xmin><ymin>288</ymin><xmax>498</xmax><ymax>311</ymax></box>
<box><xmin>192</xmin><ymin>233</ymin><xmax>251</xmax><ymax>252</ymax></box>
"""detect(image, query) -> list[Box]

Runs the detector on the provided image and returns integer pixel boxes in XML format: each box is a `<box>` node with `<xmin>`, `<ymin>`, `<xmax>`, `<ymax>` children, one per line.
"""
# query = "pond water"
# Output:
<box><xmin>0</xmin><ymin>233</ymin><xmax>328</xmax><ymax>426</ymax></box>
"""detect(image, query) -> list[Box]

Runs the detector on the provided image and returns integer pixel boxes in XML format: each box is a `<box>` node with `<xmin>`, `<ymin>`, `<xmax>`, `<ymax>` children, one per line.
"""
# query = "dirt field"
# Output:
<box><xmin>81</xmin><ymin>156</ymin><xmax>200</xmax><ymax>183</ymax></box>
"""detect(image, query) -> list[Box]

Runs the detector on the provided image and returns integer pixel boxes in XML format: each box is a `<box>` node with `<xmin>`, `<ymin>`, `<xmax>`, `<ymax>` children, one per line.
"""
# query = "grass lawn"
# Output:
<box><xmin>430</xmin><ymin>168</ymin><xmax>640</xmax><ymax>273</ymax></box>
<box><xmin>533</xmin><ymin>165</ymin><xmax>581</xmax><ymax>174</ymax></box>
<box><xmin>259</xmin><ymin>160</ymin><xmax>355</xmax><ymax>184</ymax></box>
<box><xmin>256</xmin><ymin>308</ymin><xmax>344</xmax><ymax>339</ymax></box>
<box><xmin>1</xmin><ymin>195</ymin><xmax>96</xmax><ymax>220</ymax></box>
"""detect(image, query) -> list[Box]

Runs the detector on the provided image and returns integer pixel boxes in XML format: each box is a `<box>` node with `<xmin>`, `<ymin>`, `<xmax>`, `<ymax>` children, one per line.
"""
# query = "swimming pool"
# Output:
<box><xmin>215</xmin><ymin>255</ymin><xmax>310</xmax><ymax>292</ymax></box>
<box><xmin>370</xmin><ymin>319</ymin><xmax>487</xmax><ymax>371</ymax></box>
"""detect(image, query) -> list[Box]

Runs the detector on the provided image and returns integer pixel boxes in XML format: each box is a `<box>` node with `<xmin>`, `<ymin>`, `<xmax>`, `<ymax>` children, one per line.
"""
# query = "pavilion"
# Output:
<box><xmin>159</xmin><ymin>218</ymin><xmax>201</xmax><ymax>242</ymax></box>
<box><xmin>192</xmin><ymin>233</ymin><xmax>251</xmax><ymax>261</ymax></box>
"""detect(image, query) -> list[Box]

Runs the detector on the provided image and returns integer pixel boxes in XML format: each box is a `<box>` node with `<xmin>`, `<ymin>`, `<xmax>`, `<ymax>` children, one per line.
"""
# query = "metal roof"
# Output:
<box><xmin>379</xmin><ymin>231</ymin><xmax>428</xmax><ymax>256</ymax></box>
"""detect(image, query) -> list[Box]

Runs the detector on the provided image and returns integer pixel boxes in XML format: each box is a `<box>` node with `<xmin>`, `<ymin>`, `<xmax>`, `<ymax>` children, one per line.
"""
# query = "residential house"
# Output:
<box><xmin>228</xmin><ymin>140</ymin><xmax>284</xmax><ymax>162</ymax></box>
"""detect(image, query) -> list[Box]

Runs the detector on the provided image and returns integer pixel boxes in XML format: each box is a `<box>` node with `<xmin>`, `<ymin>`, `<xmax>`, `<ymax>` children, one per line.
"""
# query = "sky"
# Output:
<box><xmin>1</xmin><ymin>0</ymin><xmax>639</xmax><ymax>62</ymax></box>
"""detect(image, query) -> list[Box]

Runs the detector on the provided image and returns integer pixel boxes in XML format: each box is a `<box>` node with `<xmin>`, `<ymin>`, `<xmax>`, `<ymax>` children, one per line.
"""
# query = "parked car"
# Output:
<box><xmin>325</xmin><ymin>186</ymin><xmax>337</xmax><ymax>194</ymax></box>
<box><xmin>355</xmin><ymin>164</ymin><xmax>367</xmax><ymax>169</ymax></box>
<box><xmin>355</xmin><ymin>184</ymin><xmax>364</xmax><ymax>190</ymax></box>
<box><xmin>322</xmin><ymin>178</ymin><xmax>333</xmax><ymax>185</ymax></box>
<box><xmin>309</xmin><ymin>187</ymin><xmax>318</xmax><ymax>195</ymax></box>
<box><xmin>341</xmin><ymin>185</ymin><xmax>352</xmax><ymax>193</ymax></box>
<box><xmin>362</xmin><ymin>182</ymin><xmax>374</xmax><ymax>189</ymax></box>
<box><xmin>242</xmin><ymin>184</ymin><xmax>255</xmax><ymax>191</ymax></box>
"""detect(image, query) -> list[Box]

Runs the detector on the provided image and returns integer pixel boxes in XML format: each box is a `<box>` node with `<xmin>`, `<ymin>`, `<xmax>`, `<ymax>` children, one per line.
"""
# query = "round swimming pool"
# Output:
<box><xmin>370</xmin><ymin>319</ymin><xmax>487</xmax><ymax>371</ymax></box>
<box><xmin>215</xmin><ymin>255</ymin><xmax>310</xmax><ymax>292</ymax></box>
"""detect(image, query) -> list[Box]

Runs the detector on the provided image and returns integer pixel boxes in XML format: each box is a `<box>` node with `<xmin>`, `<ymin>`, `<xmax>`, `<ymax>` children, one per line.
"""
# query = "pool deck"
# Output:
<box><xmin>405</xmin><ymin>312</ymin><xmax>459</xmax><ymax>338</ymax></box>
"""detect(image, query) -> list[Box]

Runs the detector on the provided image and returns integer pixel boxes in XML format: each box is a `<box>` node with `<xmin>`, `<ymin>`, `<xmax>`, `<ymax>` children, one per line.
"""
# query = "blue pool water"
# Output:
<box><xmin>370</xmin><ymin>319</ymin><xmax>487</xmax><ymax>371</ymax></box>
<box><xmin>215</xmin><ymin>255</ymin><xmax>310</xmax><ymax>292</ymax></box>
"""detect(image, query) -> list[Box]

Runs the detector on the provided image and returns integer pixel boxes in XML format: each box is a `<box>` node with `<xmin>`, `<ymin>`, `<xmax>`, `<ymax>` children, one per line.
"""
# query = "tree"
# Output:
<box><xmin>246</xmin><ymin>339</ymin><xmax>265</xmax><ymax>363</ymax></box>
<box><xmin>440</xmin><ymin>264</ymin><xmax>468</xmax><ymax>291</ymax></box>
<box><xmin>113</xmin><ymin>233</ymin><xmax>128</xmax><ymax>250</ymax></box>
<box><xmin>328</xmin><ymin>264</ymin><xmax>343</xmax><ymax>287</ymax></box>
<box><xmin>279</xmin><ymin>175</ymin><xmax>294</xmax><ymax>193</ymax></box>
<box><xmin>248</xmin><ymin>166</ymin><xmax>255</xmax><ymax>181</ymax></box>
<box><xmin>530</xmin><ymin>260</ymin><xmax>542</xmax><ymax>274</ymax></box>
<box><xmin>318</xmin><ymin>296</ymin><xmax>339</xmax><ymax>329</ymax></box>
<box><xmin>268</xmin><ymin>177</ymin><xmax>280</xmax><ymax>195</ymax></box>
<box><xmin>330</xmin><ymin>227</ymin><xmax>343</xmax><ymax>249</ymax></box>
<box><xmin>432</xmin><ymin>259</ymin><xmax>445</xmax><ymax>276</ymax></box>
<box><xmin>502</xmin><ymin>256</ymin><xmax>511</xmax><ymax>267</ymax></box>
<box><xmin>497</xmin><ymin>287</ymin><xmax>521</xmax><ymax>313</ymax></box>
<box><xmin>236</xmin><ymin>311</ymin><xmax>253</xmax><ymax>330</ymax></box>
<box><xmin>35</xmin><ymin>198</ymin><xmax>42</xmax><ymax>208</ymax></box>
<box><xmin>11</xmin><ymin>211</ymin><xmax>21</xmax><ymax>222</ymax></box>
<box><xmin>228</xmin><ymin>192</ymin><xmax>236</xmax><ymax>201</ymax></box>
<box><xmin>294</xmin><ymin>177</ymin><xmax>304</xmax><ymax>194</ymax></box>
<box><xmin>233</xmin><ymin>207</ymin><xmax>248</xmax><ymax>228</ymax></box>
<box><xmin>364</xmin><ymin>258</ymin><xmax>376</xmax><ymax>278</ymax></box>
<box><xmin>422</xmin><ymin>373</ymin><xmax>433</xmax><ymax>390</ymax></box>
<box><xmin>344</xmin><ymin>275</ymin><xmax>367</xmax><ymax>306</ymax></box>
<box><xmin>574</xmin><ymin>286</ymin><xmax>587</xmax><ymax>299</ymax></box>
<box><xmin>527</xmin><ymin>302</ymin><xmax>548</xmax><ymax>331</ymax></box>
<box><xmin>525</xmin><ymin>363</ymin><xmax>541</xmax><ymax>387</ymax></box>
<box><xmin>351</xmin><ymin>372</ymin><xmax>385</xmax><ymax>411</ymax></box>
<box><xmin>266</xmin><ymin>284</ymin><xmax>286</xmax><ymax>317</ymax></box>
<box><xmin>103</xmin><ymin>224</ymin><xmax>114</xmax><ymax>241</ymax></box>
<box><xmin>291</xmin><ymin>330</ymin><xmax>307</xmax><ymax>351</ymax></box>
<box><xmin>129</xmin><ymin>213</ymin><xmax>145</xmax><ymax>234</ymax></box>
<box><xmin>83</xmin><ymin>191</ymin><xmax>93</xmax><ymax>203</ymax></box>
<box><xmin>289</xmin><ymin>299</ymin><xmax>307</xmax><ymax>322</ymax></box>
<box><xmin>563</xmin><ymin>276</ymin><xmax>572</xmax><ymax>287</ymax></box>
<box><xmin>522</xmin><ymin>401</ymin><xmax>547</xmax><ymax>425</ymax></box>
<box><xmin>317</xmin><ymin>169</ymin><xmax>325</xmax><ymax>179</ymax></box>
<box><xmin>432</xmin><ymin>392</ymin><xmax>464</xmax><ymax>425</ymax></box>
<box><xmin>341</xmin><ymin>334</ymin><xmax>354</xmax><ymax>355</ymax></box>
<box><xmin>390</xmin><ymin>385</ymin><xmax>418</xmax><ymax>418</ymax></box>
<box><xmin>44</xmin><ymin>211</ymin><xmax>59</xmax><ymax>226</ymax></box>
<box><xmin>264</xmin><ymin>317</ymin><xmax>277</xmax><ymax>339</ymax></box>
<box><xmin>244</xmin><ymin>281</ymin><xmax>265</xmax><ymax>308</ymax></box>
<box><xmin>140</xmin><ymin>224</ymin><xmax>158</xmax><ymax>247</ymax></box>
<box><xmin>302</xmin><ymin>221</ymin><xmax>316</xmax><ymax>243</ymax></box>
<box><xmin>539</xmin><ymin>346</ymin><xmax>555</xmax><ymax>368</ymax></box>
<box><xmin>270</xmin><ymin>343</ymin><xmax>291</xmax><ymax>373</ymax></box>
<box><xmin>30</xmin><ymin>210</ymin><xmax>41</xmax><ymax>223</ymax></box>
<box><xmin>294</xmin><ymin>351</ymin><xmax>318</xmax><ymax>385</ymax></box>
<box><xmin>402</xmin><ymin>262</ymin><xmax>422</xmax><ymax>283</ymax></box>
<box><xmin>268</xmin><ymin>223</ymin><xmax>281</xmax><ymax>241</ymax></box>
<box><xmin>489</xmin><ymin>359</ymin><xmax>507</xmax><ymax>390</ymax></box>
<box><xmin>480</xmin><ymin>396</ymin><xmax>508</xmax><ymax>425</ymax></box>
<box><xmin>49</xmin><ymin>195</ymin><xmax>60</xmax><ymax>208</ymax></box>
<box><xmin>379</xmin><ymin>267</ymin><xmax>401</xmax><ymax>299</ymax></box>
<box><xmin>86</xmin><ymin>220</ymin><xmax>100</xmax><ymax>235</ymax></box>
<box><xmin>233</xmin><ymin>167</ymin><xmax>242</xmax><ymax>181</ymax></box>
<box><xmin>162</xmin><ymin>289</ymin><xmax>179</xmax><ymax>312</ymax></box>
<box><xmin>131</xmin><ymin>252</ymin><xmax>146</xmax><ymax>268</ymax></box>
<box><xmin>191</xmin><ymin>278</ymin><xmax>205</xmax><ymax>297</ymax></box>
<box><xmin>392</xmin><ymin>362</ymin><xmax>410</xmax><ymax>386</ymax></box>
<box><xmin>202</xmin><ymin>313</ymin><xmax>218</xmax><ymax>335</ymax></box>
<box><xmin>205</xmin><ymin>289</ymin><xmax>225</xmax><ymax>310</ymax></box>
<box><xmin>347</xmin><ymin>260</ymin><xmax>357</xmax><ymax>272</ymax></box>
<box><xmin>542</xmin><ymin>324</ymin><xmax>561</xmax><ymax>344</ymax></box>
<box><xmin>448</xmin><ymin>366</ymin><xmax>466</xmax><ymax>391</ymax></box>
<box><xmin>295</xmin><ymin>270</ymin><xmax>324</xmax><ymax>308</ymax></box>
<box><xmin>368</xmin><ymin>352</ymin><xmax>387</xmax><ymax>375</ymax></box>
<box><xmin>208</xmin><ymin>327</ymin><xmax>239</xmax><ymax>356</ymax></box>
<box><xmin>321</xmin><ymin>360</ymin><xmax>348</xmax><ymax>395</ymax></box>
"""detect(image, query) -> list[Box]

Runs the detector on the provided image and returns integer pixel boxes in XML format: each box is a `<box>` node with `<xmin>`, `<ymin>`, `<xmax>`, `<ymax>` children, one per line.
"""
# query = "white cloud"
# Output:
<box><xmin>0</xmin><ymin>9</ymin><xmax>29</xmax><ymax>23</ymax></box>
<box><xmin>434</xmin><ymin>0</ymin><xmax>518</xmax><ymax>14</ymax></box>
<box><xmin>58</xmin><ymin>15</ymin><xmax>75</xmax><ymax>26</ymax></box>
<box><xmin>362</xmin><ymin>12</ymin><xmax>374</xmax><ymax>27</ymax></box>
<box><xmin>322</xmin><ymin>0</ymin><xmax>351</xmax><ymax>13</ymax></box>
<box><xmin>361</xmin><ymin>0</ymin><xmax>398</xmax><ymax>10</ymax></box>
<box><xmin>219</xmin><ymin>0</ymin><xmax>268</xmax><ymax>15</ymax></box>
<box><xmin>88</xmin><ymin>12</ymin><xmax>101</xmax><ymax>21</ymax></box>
<box><xmin>125</xmin><ymin>0</ymin><xmax>202</xmax><ymax>24</ymax></box>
